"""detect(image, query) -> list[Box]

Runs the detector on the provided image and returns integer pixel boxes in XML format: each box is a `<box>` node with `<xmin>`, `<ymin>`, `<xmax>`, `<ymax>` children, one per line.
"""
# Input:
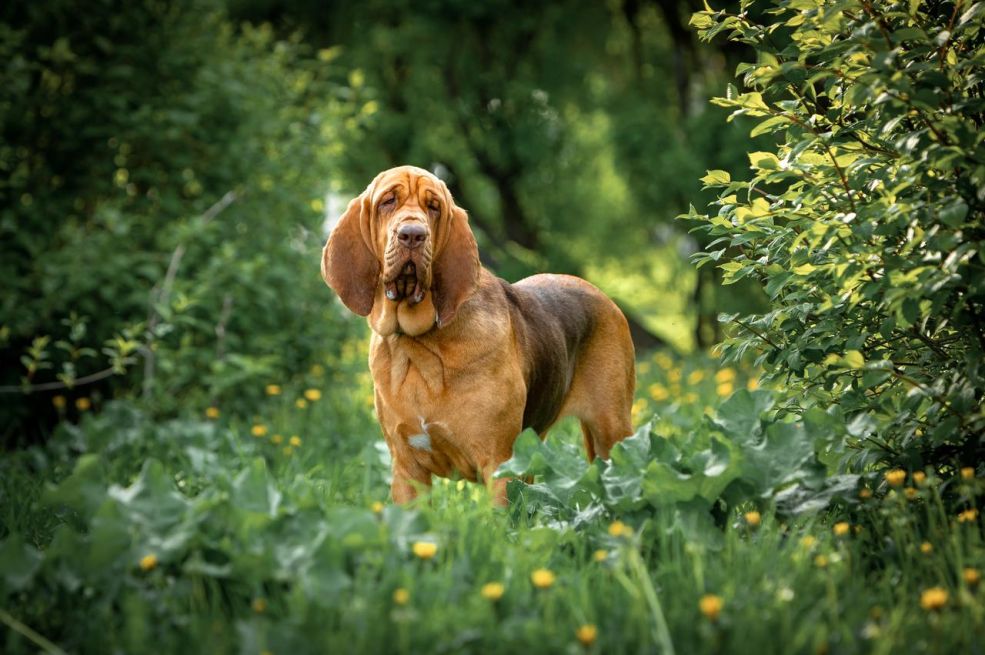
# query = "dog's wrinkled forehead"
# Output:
<box><xmin>370</xmin><ymin>166</ymin><xmax>446</xmax><ymax>206</ymax></box>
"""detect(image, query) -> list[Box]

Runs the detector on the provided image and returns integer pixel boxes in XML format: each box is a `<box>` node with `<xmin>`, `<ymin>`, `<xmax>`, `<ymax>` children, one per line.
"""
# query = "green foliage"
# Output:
<box><xmin>0</xmin><ymin>1</ymin><xmax>357</xmax><ymax>441</ymax></box>
<box><xmin>687</xmin><ymin>0</ymin><xmax>985</xmax><ymax>477</ymax></box>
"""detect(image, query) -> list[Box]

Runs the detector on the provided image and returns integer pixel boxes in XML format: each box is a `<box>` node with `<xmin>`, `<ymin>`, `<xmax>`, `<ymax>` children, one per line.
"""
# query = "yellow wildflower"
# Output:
<box><xmin>139</xmin><ymin>553</ymin><xmax>158</xmax><ymax>571</ymax></box>
<box><xmin>744</xmin><ymin>511</ymin><xmax>761</xmax><ymax>527</ymax></box>
<box><xmin>480</xmin><ymin>582</ymin><xmax>505</xmax><ymax>601</ymax></box>
<box><xmin>252</xmin><ymin>597</ymin><xmax>268</xmax><ymax>613</ymax></box>
<box><xmin>668</xmin><ymin>369</ymin><xmax>682</xmax><ymax>383</ymax></box>
<box><xmin>412</xmin><ymin>541</ymin><xmax>438</xmax><ymax>560</ymax></box>
<box><xmin>715</xmin><ymin>368</ymin><xmax>736</xmax><ymax>383</ymax></box>
<box><xmin>295</xmin><ymin>398</ymin><xmax>308</xmax><ymax>409</ymax></box>
<box><xmin>265</xmin><ymin>384</ymin><xmax>281</xmax><ymax>396</ymax></box>
<box><xmin>859</xmin><ymin>487</ymin><xmax>873</xmax><ymax>499</ymax></box>
<box><xmin>654</xmin><ymin>352</ymin><xmax>673</xmax><ymax>369</ymax></box>
<box><xmin>920</xmin><ymin>542</ymin><xmax>933</xmax><ymax>554</ymax></box>
<box><xmin>371</xmin><ymin>501</ymin><xmax>385</xmax><ymax>514</ymax></box>
<box><xmin>52</xmin><ymin>395</ymin><xmax>67</xmax><ymax>409</ymax></box>
<box><xmin>310</xmin><ymin>363</ymin><xmax>325</xmax><ymax>377</ymax></box>
<box><xmin>251</xmin><ymin>424</ymin><xmax>268</xmax><ymax>438</ymax></box>
<box><xmin>593</xmin><ymin>549</ymin><xmax>608</xmax><ymax>562</ymax></box>
<box><xmin>912</xmin><ymin>471</ymin><xmax>927</xmax><ymax>485</ymax></box>
<box><xmin>531</xmin><ymin>568</ymin><xmax>556</xmax><ymax>589</ymax></box>
<box><xmin>716</xmin><ymin>382</ymin><xmax>734</xmax><ymax>397</ymax></box>
<box><xmin>75</xmin><ymin>397</ymin><xmax>91</xmax><ymax>411</ymax></box>
<box><xmin>271</xmin><ymin>434</ymin><xmax>283</xmax><ymax>445</ymax></box>
<box><xmin>282</xmin><ymin>446</ymin><xmax>293</xmax><ymax>456</ymax></box>
<box><xmin>608</xmin><ymin>520</ymin><xmax>632</xmax><ymax>538</ymax></box>
<box><xmin>303</xmin><ymin>388</ymin><xmax>321</xmax><ymax>402</ymax></box>
<box><xmin>884</xmin><ymin>469</ymin><xmax>906</xmax><ymax>487</ymax></box>
<box><xmin>904</xmin><ymin>487</ymin><xmax>918</xmax><ymax>500</ymax></box>
<box><xmin>833</xmin><ymin>522</ymin><xmax>850</xmax><ymax>537</ymax></box>
<box><xmin>289</xmin><ymin>435</ymin><xmax>302</xmax><ymax>447</ymax></box>
<box><xmin>800</xmin><ymin>535</ymin><xmax>817</xmax><ymax>549</ymax></box>
<box><xmin>963</xmin><ymin>568</ymin><xmax>981</xmax><ymax>587</ymax></box>
<box><xmin>746</xmin><ymin>378</ymin><xmax>759</xmax><ymax>390</ymax></box>
<box><xmin>699</xmin><ymin>594</ymin><xmax>723</xmax><ymax>621</ymax></box>
<box><xmin>961</xmin><ymin>467</ymin><xmax>975</xmax><ymax>480</ymax></box>
<box><xmin>920</xmin><ymin>587</ymin><xmax>948</xmax><ymax>611</ymax></box>
<box><xmin>687</xmin><ymin>370</ymin><xmax>705</xmax><ymax>384</ymax></box>
<box><xmin>393</xmin><ymin>587</ymin><xmax>409</xmax><ymax>605</ymax></box>
<box><xmin>631</xmin><ymin>398</ymin><xmax>648</xmax><ymax>420</ymax></box>
<box><xmin>814</xmin><ymin>554</ymin><xmax>829</xmax><ymax>568</ymax></box>
<box><xmin>683</xmin><ymin>392</ymin><xmax>699</xmax><ymax>404</ymax></box>
<box><xmin>648</xmin><ymin>383</ymin><xmax>669</xmax><ymax>402</ymax></box>
<box><xmin>205</xmin><ymin>406</ymin><xmax>220</xmax><ymax>419</ymax></box>
<box><xmin>575</xmin><ymin>624</ymin><xmax>598</xmax><ymax>647</ymax></box>
<box><xmin>958</xmin><ymin>508</ymin><xmax>979</xmax><ymax>523</ymax></box>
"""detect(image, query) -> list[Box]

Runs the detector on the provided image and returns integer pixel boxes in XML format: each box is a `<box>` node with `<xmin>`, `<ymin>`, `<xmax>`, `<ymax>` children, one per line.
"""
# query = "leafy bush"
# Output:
<box><xmin>686</xmin><ymin>0</ymin><xmax>985</xmax><ymax>478</ymax></box>
<box><xmin>0</xmin><ymin>2</ymin><xmax>359</xmax><ymax>442</ymax></box>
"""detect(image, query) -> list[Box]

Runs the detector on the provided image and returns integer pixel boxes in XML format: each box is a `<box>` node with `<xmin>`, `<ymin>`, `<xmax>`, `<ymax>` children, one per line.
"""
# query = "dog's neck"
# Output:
<box><xmin>368</xmin><ymin>285</ymin><xmax>438</xmax><ymax>337</ymax></box>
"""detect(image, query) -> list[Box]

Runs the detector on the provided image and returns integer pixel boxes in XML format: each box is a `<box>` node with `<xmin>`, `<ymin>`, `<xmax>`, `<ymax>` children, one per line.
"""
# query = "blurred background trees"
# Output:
<box><xmin>1</xmin><ymin>0</ymin><xmax>765</xmax><ymax>444</ymax></box>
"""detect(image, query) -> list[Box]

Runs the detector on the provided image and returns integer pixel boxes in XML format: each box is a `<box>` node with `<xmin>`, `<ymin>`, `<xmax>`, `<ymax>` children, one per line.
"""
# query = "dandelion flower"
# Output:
<box><xmin>920</xmin><ymin>587</ymin><xmax>948</xmax><ymax>611</ymax></box>
<box><xmin>531</xmin><ymin>568</ymin><xmax>556</xmax><ymax>589</ymax></box>
<box><xmin>884</xmin><ymin>469</ymin><xmax>906</xmax><ymax>487</ymax></box>
<box><xmin>265</xmin><ymin>384</ymin><xmax>281</xmax><ymax>396</ymax></box>
<box><xmin>687</xmin><ymin>370</ymin><xmax>705</xmax><ymax>384</ymax></box>
<box><xmin>270</xmin><ymin>434</ymin><xmax>284</xmax><ymax>445</ymax></box>
<box><xmin>920</xmin><ymin>542</ymin><xmax>933</xmax><ymax>554</ymax></box>
<box><xmin>371</xmin><ymin>501</ymin><xmax>384</xmax><ymax>514</ymax></box>
<box><xmin>744</xmin><ymin>511</ymin><xmax>761</xmax><ymax>527</ymax></box>
<box><xmin>295</xmin><ymin>398</ymin><xmax>308</xmax><ymax>409</ymax></box>
<box><xmin>833</xmin><ymin>522</ymin><xmax>850</xmax><ymax>537</ymax></box>
<box><xmin>699</xmin><ymin>594</ymin><xmax>723</xmax><ymax>621</ymax></box>
<box><xmin>251</xmin><ymin>424</ymin><xmax>268</xmax><ymax>438</ymax></box>
<box><xmin>76</xmin><ymin>397</ymin><xmax>92</xmax><ymax>411</ymax></box>
<box><xmin>958</xmin><ymin>508</ymin><xmax>979</xmax><ymax>523</ymax></box>
<box><xmin>814</xmin><ymin>554</ymin><xmax>829</xmax><ymax>568</ymax></box>
<box><xmin>252</xmin><ymin>597</ymin><xmax>267</xmax><ymax>613</ymax></box>
<box><xmin>963</xmin><ymin>568</ymin><xmax>980</xmax><ymax>587</ymax></box>
<box><xmin>593</xmin><ymin>549</ymin><xmax>608</xmax><ymax>562</ymax></box>
<box><xmin>608</xmin><ymin>520</ymin><xmax>632</xmax><ymax>537</ymax></box>
<box><xmin>480</xmin><ymin>582</ymin><xmax>505</xmax><ymax>601</ymax></box>
<box><xmin>575</xmin><ymin>624</ymin><xmax>598</xmax><ymax>646</ymax></box>
<box><xmin>282</xmin><ymin>446</ymin><xmax>293</xmax><ymax>456</ymax></box>
<box><xmin>912</xmin><ymin>471</ymin><xmax>927</xmax><ymax>485</ymax></box>
<box><xmin>800</xmin><ymin>536</ymin><xmax>817</xmax><ymax>549</ymax></box>
<box><xmin>714</xmin><ymin>368</ymin><xmax>736</xmax><ymax>383</ymax></box>
<box><xmin>139</xmin><ymin>553</ymin><xmax>158</xmax><ymax>572</ymax></box>
<box><xmin>303</xmin><ymin>388</ymin><xmax>322</xmax><ymax>401</ymax></box>
<box><xmin>393</xmin><ymin>587</ymin><xmax>409</xmax><ymax>605</ymax></box>
<box><xmin>648</xmin><ymin>384</ymin><xmax>669</xmax><ymax>402</ymax></box>
<box><xmin>412</xmin><ymin>541</ymin><xmax>438</xmax><ymax>560</ymax></box>
<box><xmin>668</xmin><ymin>369</ymin><xmax>682</xmax><ymax>383</ymax></box>
<box><xmin>746</xmin><ymin>378</ymin><xmax>759</xmax><ymax>390</ymax></box>
<box><xmin>289</xmin><ymin>435</ymin><xmax>302</xmax><ymax>447</ymax></box>
<box><xmin>716</xmin><ymin>382</ymin><xmax>734</xmax><ymax>397</ymax></box>
<box><xmin>52</xmin><ymin>395</ymin><xmax>67</xmax><ymax>409</ymax></box>
<box><xmin>961</xmin><ymin>467</ymin><xmax>975</xmax><ymax>480</ymax></box>
<box><xmin>205</xmin><ymin>406</ymin><xmax>220</xmax><ymax>419</ymax></box>
<box><xmin>859</xmin><ymin>488</ymin><xmax>872</xmax><ymax>499</ymax></box>
<box><xmin>904</xmin><ymin>487</ymin><xmax>918</xmax><ymax>500</ymax></box>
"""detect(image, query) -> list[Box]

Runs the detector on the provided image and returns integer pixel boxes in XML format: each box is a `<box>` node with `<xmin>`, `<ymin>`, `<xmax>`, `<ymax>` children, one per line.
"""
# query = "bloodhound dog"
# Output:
<box><xmin>321</xmin><ymin>166</ymin><xmax>635</xmax><ymax>504</ymax></box>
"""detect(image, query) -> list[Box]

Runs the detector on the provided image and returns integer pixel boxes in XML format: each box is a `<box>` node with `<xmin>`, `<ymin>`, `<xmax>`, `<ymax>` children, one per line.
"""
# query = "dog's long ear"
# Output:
<box><xmin>432</xmin><ymin>203</ymin><xmax>480</xmax><ymax>328</ymax></box>
<box><xmin>321</xmin><ymin>192</ymin><xmax>379</xmax><ymax>316</ymax></box>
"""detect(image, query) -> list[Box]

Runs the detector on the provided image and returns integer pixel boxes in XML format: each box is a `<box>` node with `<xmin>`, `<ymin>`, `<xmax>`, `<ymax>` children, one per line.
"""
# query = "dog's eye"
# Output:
<box><xmin>380</xmin><ymin>195</ymin><xmax>396</xmax><ymax>210</ymax></box>
<box><xmin>427</xmin><ymin>200</ymin><xmax>440</xmax><ymax>216</ymax></box>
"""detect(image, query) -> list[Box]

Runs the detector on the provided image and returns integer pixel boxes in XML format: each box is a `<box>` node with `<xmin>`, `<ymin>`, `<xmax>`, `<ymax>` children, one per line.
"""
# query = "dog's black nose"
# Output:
<box><xmin>397</xmin><ymin>223</ymin><xmax>428</xmax><ymax>249</ymax></box>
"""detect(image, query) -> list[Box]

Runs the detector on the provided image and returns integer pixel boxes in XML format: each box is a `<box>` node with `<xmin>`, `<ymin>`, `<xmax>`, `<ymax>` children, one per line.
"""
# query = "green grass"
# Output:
<box><xmin>1</xmin><ymin>351</ymin><xmax>982</xmax><ymax>654</ymax></box>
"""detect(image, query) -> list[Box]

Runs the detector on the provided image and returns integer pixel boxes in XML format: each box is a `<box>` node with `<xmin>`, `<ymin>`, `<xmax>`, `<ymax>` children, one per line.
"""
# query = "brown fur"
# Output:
<box><xmin>322</xmin><ymin>166</ymin><xmax>635</xmax><ymax>504</ymax></box>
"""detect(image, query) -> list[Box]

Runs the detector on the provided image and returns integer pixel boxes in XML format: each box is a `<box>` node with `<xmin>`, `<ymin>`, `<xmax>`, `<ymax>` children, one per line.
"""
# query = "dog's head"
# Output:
<box><xmin>321</xmin><ymin>166</ymin><xmax>480</xmax><ymax>329</ymax></box>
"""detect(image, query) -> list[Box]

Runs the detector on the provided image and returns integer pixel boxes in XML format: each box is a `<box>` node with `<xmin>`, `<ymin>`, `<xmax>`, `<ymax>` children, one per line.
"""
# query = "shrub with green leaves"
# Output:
<box><xmin>686</xmin><ymin>0</ymin><xmax>985</xmax><ymax>478</ymax></box>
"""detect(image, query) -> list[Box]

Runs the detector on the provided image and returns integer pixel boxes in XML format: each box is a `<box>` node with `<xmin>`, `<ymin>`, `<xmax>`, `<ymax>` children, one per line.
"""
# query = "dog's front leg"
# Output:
<box><xmin>391</xmin><ymin>461</ymin><xmax>431</xmax><ymax>504</ymax></box>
